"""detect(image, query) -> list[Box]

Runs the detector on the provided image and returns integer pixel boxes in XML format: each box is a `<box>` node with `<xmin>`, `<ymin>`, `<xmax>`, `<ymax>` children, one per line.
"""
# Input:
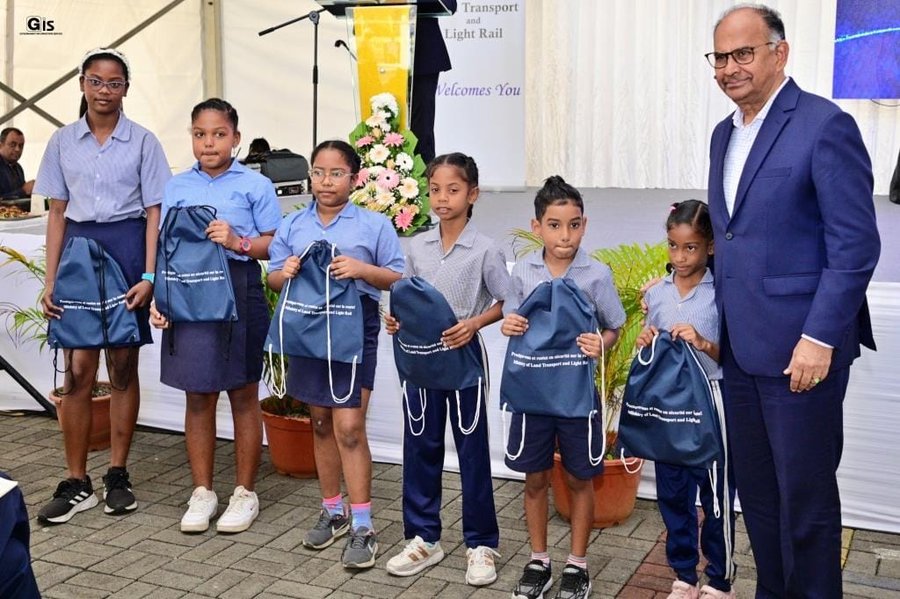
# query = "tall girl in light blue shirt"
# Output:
<box><xmin>34</xmin><ymin>48</ymin><xmax>170</xmax><ymax>525</ymax></box>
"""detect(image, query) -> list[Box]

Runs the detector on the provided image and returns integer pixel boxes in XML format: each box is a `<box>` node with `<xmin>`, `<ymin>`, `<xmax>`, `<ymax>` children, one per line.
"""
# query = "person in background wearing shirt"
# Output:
<box><xmin>0</xmin><ymin>128</ymin><xmax>34</xmax><ymax>199</ymax></box>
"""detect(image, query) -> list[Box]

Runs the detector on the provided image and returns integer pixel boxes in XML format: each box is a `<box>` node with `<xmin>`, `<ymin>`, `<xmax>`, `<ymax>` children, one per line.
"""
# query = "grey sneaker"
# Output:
<box><xmin>303</xmin><ymin>509</ymin><xmax>350</xmax><ymax>549</ymax></box>
<box><xmin>342</xmin><ymin>526</ymin><xmax>378</xmax><ymax>569</ymax></box>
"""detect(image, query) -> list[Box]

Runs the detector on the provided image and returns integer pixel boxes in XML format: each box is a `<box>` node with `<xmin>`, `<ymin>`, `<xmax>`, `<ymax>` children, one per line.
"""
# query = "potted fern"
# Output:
<box><xmin>258</xmin><ymin>268</ymin><xmax>317</xmax><ymax>478</ymax></box>
<box><xmin>510</xmin><ymin>232</ymin><xmax>668</xmax><ymax>527</ymax></box>
<box><xmin>0</xmin><ymin>244</ymin><xmax>112</xmax><ymax>451</ymax></box>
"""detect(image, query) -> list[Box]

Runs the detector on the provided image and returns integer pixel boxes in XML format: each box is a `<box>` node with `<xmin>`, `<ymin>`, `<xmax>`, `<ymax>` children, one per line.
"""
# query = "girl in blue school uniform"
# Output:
<box><xmin>266</xmin><ymin>139</ymin><xmax>405</xmax><ymax>569</ymax></box>
<box><xmin>149</xmin><ymin>98</ymin><xmax>281</xmax><ymax>534</ymax></box>
<box><xmin>637</xmin><ymin>200</ymin><xmax>735</xmax><ymax>599</ymax></box>
<box><xmin>34</xmin><ymin>47</ymin><xmax>171</xmax><ymax>525</ymax></box>
<box><xmin>382</xmin><ymin>153</ymin><xmax>508</xmax><ymax>586</ymax></box>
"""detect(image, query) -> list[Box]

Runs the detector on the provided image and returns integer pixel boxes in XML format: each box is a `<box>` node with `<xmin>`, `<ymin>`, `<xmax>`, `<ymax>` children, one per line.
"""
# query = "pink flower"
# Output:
<box><xmin>377</xmin><ymin>169</ymin><xmax>400</xmax><ymax>190</ymax></box>
<box><xmin>355</xmin><ymin>135</ymin><xmax>374</xmax><ymax>148</ymax></box>
<box><xmin>383</xmin><ymin>132</ymin><xmax>404</xmax><ymax>147</ymax></box>
<box><xmin>395</xmin><ymin>208</ymin><xmax>415</xmax><ymax>231</ymax></box>
<box><xmin>354</xmin><ymin>168</ymin><xmax>370</xmax><ymax>187</ymax></box>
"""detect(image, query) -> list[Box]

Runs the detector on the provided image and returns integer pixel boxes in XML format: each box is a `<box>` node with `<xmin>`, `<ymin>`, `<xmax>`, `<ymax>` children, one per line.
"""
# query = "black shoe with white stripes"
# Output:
<box><xmin>103</xmin><ymin>467</ymin><xmax>137</xmax><ymax>515</ymax></box>
<box><xmin>38</xmin><ymin>477</ymin><xmax>99</xmax><ymax>524</ymax></box>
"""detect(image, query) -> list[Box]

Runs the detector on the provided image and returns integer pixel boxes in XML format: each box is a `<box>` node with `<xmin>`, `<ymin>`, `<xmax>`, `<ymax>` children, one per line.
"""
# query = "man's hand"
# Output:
<box><xmin>783</xmin><ymin>337</ymin><xmax>833</xmax><ymax>393</ymax></box>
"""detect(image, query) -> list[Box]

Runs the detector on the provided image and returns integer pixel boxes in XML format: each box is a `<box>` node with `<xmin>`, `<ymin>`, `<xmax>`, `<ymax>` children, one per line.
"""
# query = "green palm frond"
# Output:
<box><xmin>0</xmin><ymin>245</ymin><xmax>49</xmax><ymax>350</ymax></box>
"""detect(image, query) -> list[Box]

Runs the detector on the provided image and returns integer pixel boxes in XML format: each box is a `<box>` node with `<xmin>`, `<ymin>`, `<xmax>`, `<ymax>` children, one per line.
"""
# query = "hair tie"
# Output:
<box><xmin>669</xmin><ymin>205</ymin><xmax>677</xmax><ymax>213</ymax></box>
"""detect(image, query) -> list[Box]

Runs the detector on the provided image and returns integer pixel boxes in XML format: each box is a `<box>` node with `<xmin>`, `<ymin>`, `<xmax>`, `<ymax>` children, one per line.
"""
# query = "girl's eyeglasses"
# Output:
<box><xmin>83</xmin><ymin>77</ymin><xmax>128</xmax><ymax>92</ymax></box>
<box><xmin>310</xmin><ymin>169</ymin><xmax>352</xmax><ymax>181</ymax></box>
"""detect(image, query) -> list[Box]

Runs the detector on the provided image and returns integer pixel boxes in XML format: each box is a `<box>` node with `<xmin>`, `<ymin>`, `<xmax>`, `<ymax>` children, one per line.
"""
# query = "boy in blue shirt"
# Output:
<box><xmin>502</xmin><ymin>176</ymin><xmax>625</xmax><ymax>599</ymax></box>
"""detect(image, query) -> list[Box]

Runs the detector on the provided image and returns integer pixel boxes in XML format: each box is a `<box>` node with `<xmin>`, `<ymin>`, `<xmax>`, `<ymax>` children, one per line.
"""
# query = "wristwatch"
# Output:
<box><xmin>238</xmin><ymin>237</ymin><xmax>252</xmax><ymax>254</ymax></box>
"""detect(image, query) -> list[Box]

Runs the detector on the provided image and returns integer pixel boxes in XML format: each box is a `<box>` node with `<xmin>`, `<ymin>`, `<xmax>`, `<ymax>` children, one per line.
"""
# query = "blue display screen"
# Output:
<box><xmin>833</xmin><ymin>0</ymin><xmax>900</xmax><ymax>99</ymax></box>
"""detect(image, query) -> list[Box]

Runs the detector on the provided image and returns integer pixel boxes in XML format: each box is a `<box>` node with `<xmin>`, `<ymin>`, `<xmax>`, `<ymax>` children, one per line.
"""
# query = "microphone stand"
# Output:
<box><xmin>259</xmin><ymin>8</ymin><xmax>328</xmax><ymax>149</ymax></box>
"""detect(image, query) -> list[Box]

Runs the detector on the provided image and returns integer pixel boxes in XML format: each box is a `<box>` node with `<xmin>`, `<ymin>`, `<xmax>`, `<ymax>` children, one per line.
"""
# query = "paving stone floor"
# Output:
<box><xmin>2</xmin><ymin>412</ymin><xmax>899</xmax><ymax>598</ymax></box>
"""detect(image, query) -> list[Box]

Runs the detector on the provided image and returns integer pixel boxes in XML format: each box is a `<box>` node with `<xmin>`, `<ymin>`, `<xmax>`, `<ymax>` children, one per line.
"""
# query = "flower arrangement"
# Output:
<box><xmin>349</xmin><ymin>92</ymin><xmax>430</xmax><ymax>235</ymax></box>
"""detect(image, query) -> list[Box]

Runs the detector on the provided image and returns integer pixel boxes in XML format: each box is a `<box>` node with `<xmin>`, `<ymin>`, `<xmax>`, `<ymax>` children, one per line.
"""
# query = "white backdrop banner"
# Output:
<box><xmin>434</xmin><ymin>1</ymin><xmax>525</xmax><ymax>188</ymax></box>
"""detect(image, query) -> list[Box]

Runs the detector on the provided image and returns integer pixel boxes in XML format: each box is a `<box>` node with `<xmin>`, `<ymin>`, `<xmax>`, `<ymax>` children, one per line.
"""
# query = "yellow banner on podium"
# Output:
<box><xmin>351</xmin><ymin>6</ymin><xmax>413</xmax><ymax>129</ymax></box>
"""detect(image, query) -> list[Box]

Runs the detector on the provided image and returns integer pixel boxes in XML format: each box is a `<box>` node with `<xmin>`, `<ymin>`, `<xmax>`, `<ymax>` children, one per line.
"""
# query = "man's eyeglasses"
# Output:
<box><xmin>83</xmin><ymin>77</ymin><xmax>128</xmax><ymax>92</ymax></box>
<box><xmin>310</xmin><ymin>169</ymin><xmax>352</xmax><ymax>181</ymax></box>
<box><xmin>705</xmin><ymin>42</ymin><xmax>778</xmax><ymax>69</ymax></box>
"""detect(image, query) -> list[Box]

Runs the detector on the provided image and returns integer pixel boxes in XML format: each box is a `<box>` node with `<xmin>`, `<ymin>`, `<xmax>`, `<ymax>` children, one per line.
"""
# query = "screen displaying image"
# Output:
<box><xmin>833</xmin><ymin>0</ymin><xmax>900</xmax><ymax>99</ymax></box>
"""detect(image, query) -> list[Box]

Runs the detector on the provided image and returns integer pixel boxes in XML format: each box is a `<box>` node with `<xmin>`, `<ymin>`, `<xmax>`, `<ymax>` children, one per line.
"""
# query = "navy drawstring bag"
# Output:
<box><xmin>265</xmin><ymin>240</ymin><xmax>364</xmax><ymax>403</ymax></box>
<box><xmin>48</xmin><ymin>236</ymin><xmax>141</xmax><ymax>349</ymax></box>
<box><xmin>618</xmin><ymin>330</ymin><xmax>725</xmax><ymax>468</ymax></box>
<box><xmin>618</xmin><ymin>330</ymin><xmax>733</xmax><ymax>571</ymax></box>
<box><xmin>154</xmin><ymin>205</ymin><xmax>238</xmax><ymax>323</ymax></box>
<box><xmin>390</xmin><ymin>276</ymin><xmax>488</xmax><ymax>436</ymax></box>
<box><xmin>390</xmin><ymin>276</ymin><xmax>485</xmax><ymax>390</ymax></box>
<box><xmin>501</xmin><ymin>278</ymin><xmax>606</xmax><ymax>466</ymax></box>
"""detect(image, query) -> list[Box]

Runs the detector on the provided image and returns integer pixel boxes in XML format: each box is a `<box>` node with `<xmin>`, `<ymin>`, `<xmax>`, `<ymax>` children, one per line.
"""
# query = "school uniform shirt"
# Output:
<box><xmin>405</xmin><ymin>221</ymin><xmax>510</xmax><ymax>320</ymax></box>
<box><xmin>267</xmin><ymin>201</ymin><xmax>405</xmax><ymax>301</ymax></box>
<box><xmin>505</xmin><ymin>248</ymin><xmax>626</xmax><ymax>331</ymax></box>
<box><xmin>162</xmin><ymin>160</ymin><xmax>282</xmax><ymax>261</ymax></box>
<box><xmin>34</xmin><ymin>112</ymin><xmax>170</xmax><ymax>222</ymax></box>
<box><xmin>644</xmin><ymin>269</ymin><xmax>722</xmax><ymax>380</ymax></box>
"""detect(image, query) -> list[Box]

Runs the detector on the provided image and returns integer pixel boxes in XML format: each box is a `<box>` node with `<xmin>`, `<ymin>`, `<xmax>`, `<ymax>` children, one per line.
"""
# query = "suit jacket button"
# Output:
<box><xmin>725</xmin><ymin>232</ymin><xmax>734</xmax><ymax>240</ymax></box>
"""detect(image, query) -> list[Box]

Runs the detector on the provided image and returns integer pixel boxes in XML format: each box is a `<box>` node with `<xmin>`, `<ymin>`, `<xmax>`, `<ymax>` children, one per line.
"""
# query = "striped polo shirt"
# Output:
<box><xmin>505</xmin><ymin>248</ymin><xmax>626</xmax><ymax>331</ymax></box>
<box><xmin>34</xmin><ymin>112</ymin><xmax>171</xmax><ymax>223</ymax></box>
<box><xmin>405</xmin><ymin>220</ymin><xmax>510</xmax><ymax>320</ymax></box>
<box><xmin>644</xmin><ymin>268</ymin><xmax>722</xmax><ymax>380</ymax></box>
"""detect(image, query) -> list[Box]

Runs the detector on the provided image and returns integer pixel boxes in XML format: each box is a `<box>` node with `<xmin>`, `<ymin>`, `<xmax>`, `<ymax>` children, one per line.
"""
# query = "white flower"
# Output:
<box><xmin>365</xmin><ymin>112</ymin><xmax>387</xmax><ymax>129</ymax></box>
<box><xmin>395</xmin><ymin>153</ymin><xmax>414</xmax><ymax>172</ymax></box>
<box><xmin>370</xmin><ymin>93</ymin><xmax>399</xmax><ymax>117</ymax></box>
<box><xmin>368</xmin><ymin>144</ymin><xmax>390</xmax><ymax>165</ymax></box>
<box><xmin>367</xmin><ymin>165</ymin><xmax>386</xmax><ymax>177</ymax></box>
<box><xmin>375</xmin><ymin>190</ymin><xmax>395</xmax><ymax>208</ymax></box>
<box><xmin>399</xmin><ymin>177</ymin><xmax>420</xmax><ymax>200</ymax></box>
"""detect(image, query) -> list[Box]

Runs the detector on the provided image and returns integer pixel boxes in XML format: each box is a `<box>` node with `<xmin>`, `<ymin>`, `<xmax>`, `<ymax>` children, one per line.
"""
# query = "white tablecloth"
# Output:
<box><xmin>2</xmin><ymin>224</ymin><xmax>898</xmax><ymax>533</ymax></box>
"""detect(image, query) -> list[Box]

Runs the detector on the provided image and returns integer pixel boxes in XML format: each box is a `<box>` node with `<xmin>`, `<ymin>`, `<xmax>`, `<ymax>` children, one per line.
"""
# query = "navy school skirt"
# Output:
<box><xmin>160</xmin><ymin>259</ymin><xmax>268</xmax><ymax>393</ymax></box>
<box><xmin>286</xmin><ymin>295</ymin><xmax>380</xmax><ymax>409</ymax></box>
<box><xmin>63</xmin><ymin>218</ymin><xmax>152</xmax><ymax>347</ymax></box>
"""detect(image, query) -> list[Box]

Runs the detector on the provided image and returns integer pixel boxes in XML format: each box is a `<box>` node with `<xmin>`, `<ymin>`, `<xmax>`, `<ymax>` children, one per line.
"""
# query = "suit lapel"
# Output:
<box><xmin>709</xmin><ymin>120</ymin><xmax>733</xmax><ymax>226</ymax></box>
<box><xmin>731</xmin><ymin>79</ymin><xmax>799</xmax><ymax>219</ymax></box>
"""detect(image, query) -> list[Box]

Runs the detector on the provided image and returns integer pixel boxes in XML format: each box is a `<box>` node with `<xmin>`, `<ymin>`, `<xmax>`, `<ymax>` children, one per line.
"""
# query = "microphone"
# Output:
<box><xmin>334</xmin><ymin>39</ymin><xmax>357</xmax><ymax>61</ymax></box>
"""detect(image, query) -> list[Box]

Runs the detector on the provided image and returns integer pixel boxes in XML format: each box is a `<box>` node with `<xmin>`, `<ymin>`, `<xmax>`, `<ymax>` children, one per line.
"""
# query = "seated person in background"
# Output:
<box><xmin>242</xmin><ymin>137</ymin><xmax>271</xmax><ymax>164</ymax></box>
<box><xmin>0</xmin><ymin>128</ymin><xmax>35</xmax><ymax>199</ymax></box>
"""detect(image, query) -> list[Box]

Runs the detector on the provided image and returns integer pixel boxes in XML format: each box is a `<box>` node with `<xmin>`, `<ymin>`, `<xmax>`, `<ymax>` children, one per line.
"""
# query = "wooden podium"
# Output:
<box><xmin>319</xmin><ymin>1</ymin><xmax>453</xmax><ymax>130</ymax></box>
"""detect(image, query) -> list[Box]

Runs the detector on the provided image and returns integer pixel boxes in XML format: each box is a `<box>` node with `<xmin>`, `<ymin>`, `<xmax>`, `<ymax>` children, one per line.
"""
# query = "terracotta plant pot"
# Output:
<box><xmin>50</xmin><ymin>382</ymin><xmax>112</xmax><ymax>452</ymax></box>
<box><xmin>261</xmin><ymin>408</ymin><xmax>317</xmax><ymax>479</ymax></box>
<box><xmin>550</xmin><ymin>452</ymin><xmax>643</xmax><ymax>528</ymax></box>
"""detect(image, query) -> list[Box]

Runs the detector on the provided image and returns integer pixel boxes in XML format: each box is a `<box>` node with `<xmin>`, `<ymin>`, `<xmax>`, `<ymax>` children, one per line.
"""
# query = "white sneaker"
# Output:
<box><xmin>465</xmin><ymin>545</ymin><xmax>499</xmax><ymax>586</ymax></box>
<box><xmin>216</xmin><ymin>486</ymin><xmax>259</xmax><ymax>533</ymax></box>
<box><xmin>385</xmin><ymin>536</ymin><xmax>445</xmax><ymax>576</ymax></box>
<box><xmin>667</xmin><ymin>580</ymin><xmax>700</xmax><ymax>599</ymax></box>
<box><xmin>180</xmin><ymin>486</ymin><xmax>218</xmax><ymax>533</ymax></box>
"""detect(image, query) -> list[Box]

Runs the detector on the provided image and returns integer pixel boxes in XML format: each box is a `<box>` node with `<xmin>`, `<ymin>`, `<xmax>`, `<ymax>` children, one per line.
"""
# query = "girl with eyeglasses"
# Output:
<box><xmin>266</xmin><ymin>139</ymin><xmax>404</xmax><ymax>569</ymax></box>
<box><xmin>33</xmin><ymin>47</ymin><xmax>171</xmax><ymax>525</ymax></box>
<box><xmin>149</xmin><ymin>98</ymin><xmax>282</xmax><ymax>534</ymax></box>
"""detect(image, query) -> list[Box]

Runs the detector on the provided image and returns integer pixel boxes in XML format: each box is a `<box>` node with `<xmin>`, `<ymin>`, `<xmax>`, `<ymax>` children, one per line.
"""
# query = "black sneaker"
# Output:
<box><xmin>513</xmin><ymin>560</ymin><xmax>553</xmax><ymax>599</ymax></box>
<box><xmin>37</xmin><ymin>477</ymin><xmax>99</xmax><ymax>524</ymax></box>
<box><xmin>553</xmin><ymin>564</ymin><xmax>591</xmax><ymax>599</ymax></box>
<box><xmin>102</xmin><ymin>467</ymin><xmax>137</xmax><ymax>514</ymax></box>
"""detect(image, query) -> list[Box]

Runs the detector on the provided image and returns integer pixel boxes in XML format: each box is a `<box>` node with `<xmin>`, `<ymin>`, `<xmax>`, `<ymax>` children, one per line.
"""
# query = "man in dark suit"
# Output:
<box><xmin>706</xmin><ymin>5</ymin><xmax>880</xmax><ymax>598</ymax></box>
<box><xmin>410</xmin><ymin>0</ymin><xmax>456</xmax><ymax>164</ymax></box>
<box><xmin>0</xmin><ymin>127</ymin><xmax>34</xmax><ymax>200</ymax></box>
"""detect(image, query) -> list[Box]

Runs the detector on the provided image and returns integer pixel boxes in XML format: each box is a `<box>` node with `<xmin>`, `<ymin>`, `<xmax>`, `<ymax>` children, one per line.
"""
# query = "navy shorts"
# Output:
<box><xmin>286</xmin><ymin>295</ymin><xmax>379</xmax><ymax>408</ymax></box>
<box><xmin>504</xmin><ymin>411</ymin><xmax>605</xmax><ymax>480</ymax></box>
